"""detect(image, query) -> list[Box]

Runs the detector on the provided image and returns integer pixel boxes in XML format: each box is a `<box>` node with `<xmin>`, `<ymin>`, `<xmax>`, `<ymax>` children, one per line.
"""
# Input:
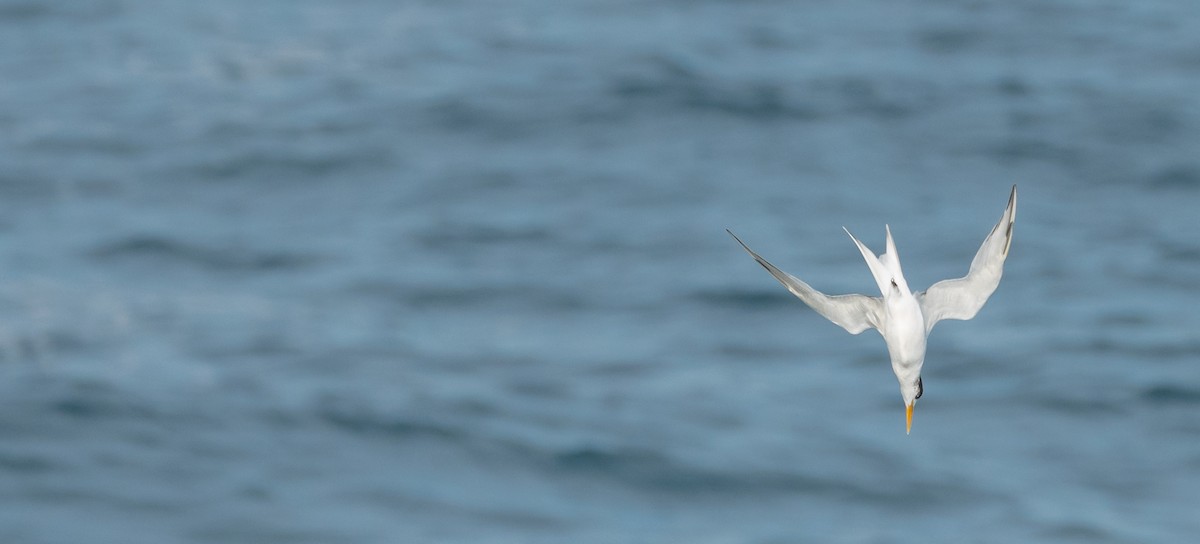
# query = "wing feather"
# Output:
<box><xmin>728</xmin><ymin>230</ymin><xmax>882</xmax><ymax>335</ymax></box>
<box><xmin>917</xmin><ymin>185</ymin><xmax>1017</xmax><ymax>332</ymax></box>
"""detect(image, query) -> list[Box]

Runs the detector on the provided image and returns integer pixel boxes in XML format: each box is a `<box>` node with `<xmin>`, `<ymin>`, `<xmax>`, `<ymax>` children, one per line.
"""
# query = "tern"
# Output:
<box><xmin>728</xmin><ymin>185</ymin><xmax>1016</xmax><ymax>433</ymax></box>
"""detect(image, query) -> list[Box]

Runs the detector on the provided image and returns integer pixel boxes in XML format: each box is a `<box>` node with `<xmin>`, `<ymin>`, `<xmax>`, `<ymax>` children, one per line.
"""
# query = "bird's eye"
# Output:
<box><xmin>915</xmin><ymin>377</ymin><xmax>923</xmax><ymax>399</ymax></box>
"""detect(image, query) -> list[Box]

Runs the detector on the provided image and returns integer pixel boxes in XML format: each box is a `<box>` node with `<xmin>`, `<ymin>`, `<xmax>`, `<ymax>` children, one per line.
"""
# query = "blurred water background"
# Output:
<box><xmin>1</xmin><ymin>1</ymin><xmax>1199</xmax><ymax>542</ymax></box>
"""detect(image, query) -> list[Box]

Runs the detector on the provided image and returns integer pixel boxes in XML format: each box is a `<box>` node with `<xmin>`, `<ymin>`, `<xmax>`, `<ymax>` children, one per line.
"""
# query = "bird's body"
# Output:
<box><xmin>880</xmin><ymin>291</ymin><xmax>925</xmax><ymax>397</ymax></box>
<box><xmin>728</xmin><ymin>185</ymin><xmax>1017</xmax><ymax>433</ymax></box>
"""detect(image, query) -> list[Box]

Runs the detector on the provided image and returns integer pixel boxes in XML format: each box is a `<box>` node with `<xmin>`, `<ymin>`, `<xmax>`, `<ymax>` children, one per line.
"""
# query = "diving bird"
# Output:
<box><xmin>728</xmin><ymin>185</ymin><xmax>1016</xmax><ymax>433</ymax></box>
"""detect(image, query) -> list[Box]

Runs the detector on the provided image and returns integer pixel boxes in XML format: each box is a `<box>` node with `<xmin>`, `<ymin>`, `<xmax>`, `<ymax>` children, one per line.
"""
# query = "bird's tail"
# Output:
<box><xmin>844</xmin><ymin>225</ymin><xmax>911</xmax><ymax>297</ymax></box>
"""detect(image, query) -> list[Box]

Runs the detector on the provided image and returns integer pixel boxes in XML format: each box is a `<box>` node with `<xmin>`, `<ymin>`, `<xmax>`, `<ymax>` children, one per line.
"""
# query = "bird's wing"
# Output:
<box><xmin>917</xmin><ymin>185</ymin><xmax>1017</xmax><ymax>333</ymax></box>
<box><xmin>728</xmin><ymin>230</ymin><xmax>882</xmax><ymax>335</ymax></box>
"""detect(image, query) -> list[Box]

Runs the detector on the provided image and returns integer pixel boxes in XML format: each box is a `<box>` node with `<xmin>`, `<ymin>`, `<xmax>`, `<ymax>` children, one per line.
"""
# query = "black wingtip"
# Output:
<box><xmin>726</xmin><ymin>230</ymin><xmax>774</xmax><ymax>270</ymax></box>
<box><xmin>726</xmin><ymin>229</ymin><xmax>750</xmax><ymax>250</ymax></box>
<box><xmin>1003</xmin><ymin>186</ymin><xmax>1017</xmax><ymax>256</ymax></box>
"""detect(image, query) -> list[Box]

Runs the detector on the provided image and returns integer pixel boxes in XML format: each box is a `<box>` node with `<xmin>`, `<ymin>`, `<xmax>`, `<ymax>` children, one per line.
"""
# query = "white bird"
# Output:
<box><xmin>728</xmin><ymin>185</ymin><xmax>1016</xmax><ymax>433</ymax></box>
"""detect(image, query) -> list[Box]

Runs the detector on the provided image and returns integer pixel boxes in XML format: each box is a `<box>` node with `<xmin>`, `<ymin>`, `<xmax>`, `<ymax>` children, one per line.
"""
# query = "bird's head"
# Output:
<box><xmin>900</xmin><ymin>376</ymin><xmax>923</xmax><ymax>434</ymax></box>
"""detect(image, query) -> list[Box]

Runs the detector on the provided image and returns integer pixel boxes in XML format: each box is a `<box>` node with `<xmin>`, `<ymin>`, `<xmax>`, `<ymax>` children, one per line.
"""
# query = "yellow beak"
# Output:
<box><xmin>905</xmin><ymin>403</ymin><xmax>914</xmax><ymax>434</ymax></box>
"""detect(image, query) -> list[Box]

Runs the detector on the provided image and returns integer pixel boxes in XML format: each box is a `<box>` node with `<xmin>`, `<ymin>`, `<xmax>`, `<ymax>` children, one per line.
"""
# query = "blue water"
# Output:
<box><xmin>1</xmin><ymin>1</ymin><xmax>1199</xmax><ymax>542</ymax></box>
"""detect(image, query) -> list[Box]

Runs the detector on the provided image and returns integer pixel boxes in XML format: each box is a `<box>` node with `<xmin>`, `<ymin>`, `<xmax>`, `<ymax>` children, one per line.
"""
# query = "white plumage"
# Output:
<box><xmin>728</xmin><ymin>185</ymin><xmax>1017</xmax><ymax>433</ymax></box>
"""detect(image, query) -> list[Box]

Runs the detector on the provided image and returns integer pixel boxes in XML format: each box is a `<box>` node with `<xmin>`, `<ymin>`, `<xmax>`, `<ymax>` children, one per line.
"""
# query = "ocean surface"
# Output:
<box><xmin>1</xmin><ymin>1</ymin><xmax>1199</xmax><ymax>542</ymax></box>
